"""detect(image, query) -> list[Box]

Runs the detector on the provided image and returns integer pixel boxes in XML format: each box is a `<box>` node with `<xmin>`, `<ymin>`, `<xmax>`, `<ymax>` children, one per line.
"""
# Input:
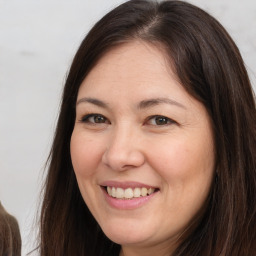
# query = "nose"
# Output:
<box><xmin>102</xmin><ymin>126</ymin><xmax>145</xmax><ymax>172</ymax></box>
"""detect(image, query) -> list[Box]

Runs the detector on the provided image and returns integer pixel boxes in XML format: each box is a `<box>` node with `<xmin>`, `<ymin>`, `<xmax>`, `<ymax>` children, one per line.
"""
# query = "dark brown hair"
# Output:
<box><xmin>0</xmin><ymin>203</ymin><xmax>21</xmax><ymax>256</ymax></box>
<box><xmin>39</xmin><ymin>1</ymin><xmax>256</xmax><ymax>255</ymax></box>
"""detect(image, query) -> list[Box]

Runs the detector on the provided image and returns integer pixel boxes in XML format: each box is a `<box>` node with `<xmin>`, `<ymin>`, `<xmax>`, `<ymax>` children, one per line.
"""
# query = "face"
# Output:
<box><xmin>70</xmin><ymin>41</ymin><xmax>215</xmax><ymax>255</ymax></box>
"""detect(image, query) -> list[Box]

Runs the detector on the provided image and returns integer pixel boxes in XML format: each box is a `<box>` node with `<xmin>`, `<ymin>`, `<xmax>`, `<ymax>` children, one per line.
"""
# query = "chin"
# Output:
<box><xmin>100</xmin><ymin>221</ymin><xmax>152</xmax><ymax>245</ymax></box>
<box><xmin>106</xmin><ymin>232</ymin><xmax>149</xmax><ymax>246</ymax></box>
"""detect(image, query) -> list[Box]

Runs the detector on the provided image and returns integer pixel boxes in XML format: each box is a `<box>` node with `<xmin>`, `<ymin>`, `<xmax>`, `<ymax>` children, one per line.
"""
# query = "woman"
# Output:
<box><xmin>0</xmin><ymin>202</ymin><xmax>21</xmax><ymax>256</ymax></box>
<box><xmin>39</xmin><ymin>0</ymin><xmax>256</xmax><ymax>255</ymax></box>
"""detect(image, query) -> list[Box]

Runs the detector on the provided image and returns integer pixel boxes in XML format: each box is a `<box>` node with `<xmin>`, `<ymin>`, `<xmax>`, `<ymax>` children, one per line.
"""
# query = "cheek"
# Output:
<box><xmin>154</xmin><ymin>129</ymin><xmax>214</xmax><ymax>175</ymax></box>
<box><xmin>149</xmin><ymin>140</ymin><xmax>215</xmax><ymax>230</ymax></box>
<box><xmin>70</xmin><ymin>131</ymin><xmax>103</xmax><ymax>178</ymax></box>
<box><xmin>147</xmin><ymin>136</ymin><xmax>215</xmax><ymax>200</ymax></box>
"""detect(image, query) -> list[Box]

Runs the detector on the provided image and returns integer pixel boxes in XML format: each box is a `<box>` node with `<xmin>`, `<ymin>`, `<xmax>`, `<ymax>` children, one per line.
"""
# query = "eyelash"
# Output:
<box><xmin>79</xmin><ymin>114</ymin><xmax>176</xmax><ymax>126</ymax></box>
<box><xmin>145</xmin><ymin>115</ymin><xmax>176</xmax><ymax>126</ymax></box>
<box><xmin>79</xmin><ymin>114</ymin><xmax>110</xmax><ymax>124</ymax></box>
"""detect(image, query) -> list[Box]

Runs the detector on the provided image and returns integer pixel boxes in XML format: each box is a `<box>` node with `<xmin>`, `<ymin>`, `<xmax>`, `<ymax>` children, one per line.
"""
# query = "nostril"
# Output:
<box><xmin>102</xmin><ymin>147</ymin><xmax>145</xmax><ymax>172</ymax></box>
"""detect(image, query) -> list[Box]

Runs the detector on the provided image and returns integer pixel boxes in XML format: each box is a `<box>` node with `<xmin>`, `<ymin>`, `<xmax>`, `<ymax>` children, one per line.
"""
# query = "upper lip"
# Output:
<box><xmin>100</xmin><ymin>181</ymin><xmax>158</xmax><ymax>189</ymax></box>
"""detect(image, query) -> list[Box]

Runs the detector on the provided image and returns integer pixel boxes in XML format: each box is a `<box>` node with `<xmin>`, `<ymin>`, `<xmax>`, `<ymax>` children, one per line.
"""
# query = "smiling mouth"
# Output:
<box><xmin>104</xmin><ymin>186</ymin><xmax>159</xmax><ymax>199</ymax></box>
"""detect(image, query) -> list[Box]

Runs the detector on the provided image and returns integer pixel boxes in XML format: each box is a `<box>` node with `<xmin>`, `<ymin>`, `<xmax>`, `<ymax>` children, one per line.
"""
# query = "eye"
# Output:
<box><xmin>146</xmin><ymin>115</ymin><xmax>176</xmax><ymax>126</ymax></box>
<box><xmin>80</xmin><ymin>114</ymin><xmax>109</xmax><ymax>124</ymax></box>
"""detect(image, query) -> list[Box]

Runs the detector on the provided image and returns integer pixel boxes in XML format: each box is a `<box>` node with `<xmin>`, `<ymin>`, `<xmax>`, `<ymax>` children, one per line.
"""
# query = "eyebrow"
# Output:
<box><xmin>76</xmin><ymin>97</ymin><xmax>109</xmax><ymax>108</ymax></box>
<box><xmin>138</xmin><ymin>97</ymin><xmax>186</xmax><ymax>109</ymax></box>
<box><xmin>76</xmin><ymin>97</ymin><xmax>186</xmax><ymax>110</ymax></box>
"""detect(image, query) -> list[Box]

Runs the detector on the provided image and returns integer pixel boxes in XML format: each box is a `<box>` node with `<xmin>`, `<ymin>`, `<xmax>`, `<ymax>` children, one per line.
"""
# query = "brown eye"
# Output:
<box><xmin>93</xmin><ymin>115</ymin><xmax>106</xmax><ymax>123</ymax></box>
<box><xmin>81</xmin><ymin>114</ymin><xmax>109</xmax><ymax>124</ymax></box>
<box><xmin>147</xmin><ymin>115</ymin><xmax>175</xmax><ymax>126</ymax></box>
<box><xmin>155</xmin><ymin>116</ymin><xmax>169</xmax><ymax>125</ymax></box>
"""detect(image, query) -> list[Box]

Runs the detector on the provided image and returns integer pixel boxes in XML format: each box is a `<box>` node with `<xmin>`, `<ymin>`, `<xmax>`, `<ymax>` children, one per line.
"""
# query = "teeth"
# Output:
<box><xmin>133</xmin><ymin>188</ymin><xmax>141</xmax><ymax>198</ymax></box>
<box><xmin>148</xmin><ymin>188</ymin><xmax>153</xmax><ymax>194</ymax></box>
<box><xmin>141</xmin><ymin>187</ymin><xmax>147</xmax><ymax>197</ymax></box>
<box><xmin>106</xmin><ymin>186</ymin><xmax>156</xmax><ymax>199</ymax></box>
<box><xmin>124</xmin><ymin>188</ymin><xmax>133</xmax><ymax>199</ymax></box>
<box><xmin>116</xmin><ymin>188</ymin><xmax>124</xmax><ymax>199</ymax></box>
<box><xmin>111</xmin><ymin>187</ymin><xmax>116</xmax><ymax>198</ymax></box>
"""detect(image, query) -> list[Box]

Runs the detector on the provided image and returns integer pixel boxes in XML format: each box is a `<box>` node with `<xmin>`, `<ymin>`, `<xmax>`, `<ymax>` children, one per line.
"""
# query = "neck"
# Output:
<box><xmin>119</xmin><ymin>241</ymin><xmax>177</xmax><ymax>256</ymax></box>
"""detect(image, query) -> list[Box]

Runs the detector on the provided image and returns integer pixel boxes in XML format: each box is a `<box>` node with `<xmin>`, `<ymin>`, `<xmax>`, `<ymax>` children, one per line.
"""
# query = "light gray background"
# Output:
<box><xmin>0</xmin><ymin>0</ymin><xmax>255</xmax><ymax>255</ymax></box>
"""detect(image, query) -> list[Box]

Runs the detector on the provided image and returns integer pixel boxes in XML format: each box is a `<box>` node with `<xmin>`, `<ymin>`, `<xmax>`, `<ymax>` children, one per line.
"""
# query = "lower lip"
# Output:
<box><xmin>102</xmin><ymin>187</ymin><xmax>158</xmax><ymax>210</ymax></box>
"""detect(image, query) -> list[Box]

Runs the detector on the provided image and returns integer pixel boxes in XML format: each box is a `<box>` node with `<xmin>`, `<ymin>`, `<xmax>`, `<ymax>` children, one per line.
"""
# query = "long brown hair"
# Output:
<box><xmin>0</xmin><ymin>202</ymin><xmax>21</xmax><ymax>256</ymax></box>
<box><xmin>39</xmin><ymin>1</ymin><xmax>256</xmax><ymax>255</ymax></box>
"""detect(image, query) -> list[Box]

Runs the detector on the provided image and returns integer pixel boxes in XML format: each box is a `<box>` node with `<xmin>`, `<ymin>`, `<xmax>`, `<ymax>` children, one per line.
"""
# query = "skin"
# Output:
<box><xmin>70</xmin><ymin>41</ymin><xmax>216</xmax><ymax>256</ymax></box>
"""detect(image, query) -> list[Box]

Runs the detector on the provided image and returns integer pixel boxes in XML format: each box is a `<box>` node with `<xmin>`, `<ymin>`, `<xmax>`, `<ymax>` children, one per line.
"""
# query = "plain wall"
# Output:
<box><xmin>0</xmin><ymin>0</ymin><xmax>255</xmax><ymax>255</ymax></box>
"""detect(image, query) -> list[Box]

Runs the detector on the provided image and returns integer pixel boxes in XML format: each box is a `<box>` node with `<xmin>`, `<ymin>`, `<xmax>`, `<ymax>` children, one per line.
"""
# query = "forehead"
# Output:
<box><xmin>78</xmin><ymin>41</ymin><xmax>181</xmax><ymax>96</ymax></box>
<box><xmin>93</xmin><ymin>41</ymin><xmax>170</xmax><ymax>71</ymax></box>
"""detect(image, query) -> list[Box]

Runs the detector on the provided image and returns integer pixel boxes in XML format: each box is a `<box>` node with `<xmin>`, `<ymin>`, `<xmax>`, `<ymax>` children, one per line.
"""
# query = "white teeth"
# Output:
<box><xmin>106</xmin><ymin>186</ymin><xmax>156</xmax><ymax>199</ymax></box>
<box><xmin>141</xmin><ymin>187</ymin><xmax>147</xmax><ymax>197</ymax></box>
<box><xmin>124</xmin><ymin>188</ymin><xmax>133</xmax><ymax>199</ymax></box>
<box><xmin>133</xmin><ymin>188</ymin><xmax>141</xmax><ymax>198</ymax></box>
<box><xmin>111</xmin><ymin>187</ymin><xmax>116</xmax><ymax>198</ymax></box>
<box><xmin>148</xmin><ymin>188</ymin><xmax>153</xmax><ymax>194</ymax></box>
<box><xmin>116</xmin><ymin>188</ymin><xmax>124</xmax><ymax>199</ymax></box>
